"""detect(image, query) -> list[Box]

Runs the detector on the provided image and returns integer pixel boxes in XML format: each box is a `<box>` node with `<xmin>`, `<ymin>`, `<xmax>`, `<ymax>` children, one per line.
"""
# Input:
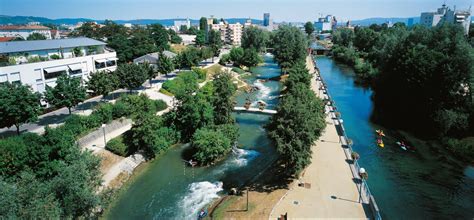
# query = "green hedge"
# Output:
<box><xmin>106</xmin><ymin>136</ymin><xmax>128</xmax><ymax>156</ymax></box>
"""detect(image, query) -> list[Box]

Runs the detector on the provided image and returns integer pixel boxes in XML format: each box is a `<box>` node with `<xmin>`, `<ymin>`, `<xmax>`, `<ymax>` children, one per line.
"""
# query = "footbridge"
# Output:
<box><xmin>233</xmin><ymin>107</ymin><xmax>277</xmax><ymax>115</ymax></box>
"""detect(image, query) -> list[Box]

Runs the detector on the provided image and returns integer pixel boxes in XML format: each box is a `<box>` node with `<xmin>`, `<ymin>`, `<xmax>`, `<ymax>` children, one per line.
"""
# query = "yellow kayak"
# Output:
<box><xmin>378</xmin><ymin>143</ymin><xmax>384</xmax><ymax>148</ymax></box>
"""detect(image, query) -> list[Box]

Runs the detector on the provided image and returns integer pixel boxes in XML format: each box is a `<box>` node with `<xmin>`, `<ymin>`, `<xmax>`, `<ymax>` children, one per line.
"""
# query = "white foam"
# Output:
<box><xmin>179</xmin><ymin>181</ymin><xmax>223</xmax><ymax>219</ymax></box>
<box><xmin>253</xmin><ymin>80</ymin><xmax>271</xmax><ymax>100</ymax></box>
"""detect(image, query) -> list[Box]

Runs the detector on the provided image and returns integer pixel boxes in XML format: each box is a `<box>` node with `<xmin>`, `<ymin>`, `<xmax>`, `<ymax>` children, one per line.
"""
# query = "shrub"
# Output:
<box><xmin>192</xmin><ymin>128</ymin><xmax>231</xmax><ymax>165</ymax></box>
<box><xmin>106</xmin><ymin>136</ymin><xmax>128</xmax><ymax>156</ymax></box>
<box><xmin>159</xmin><ymin>88</ymin><xmax>174</xmax><ymax>96</ymax></box>
<box><xmin>154</xmin><ymin>100</ymin><xmax>168</xmax><ymax>112</ymax></box>
<box><xmin>92</xmin><ymin>103</ymin><xmax>114</xmax><ymax>124</ymax></box>
<box><xmin>63</xmin><ymin>115</ymin><xmax>88</xmax><ymax>137</ymax></box>
<box><xmin>111</xmin><ymin>101</ymin><xmax>128</xmax><ymax>118</ymax></box>
<box><xmin>231</xmin><ymin>67</ymin><xmax>245</xmax><ymax>74</ymax></box>
<box><xmin>50</xmin><ymin>54</ymin><xmax>61</xmax><ymax>60</ymax></box>
<box><xmin>192</xmin><ymin>67</ymin><xmax>207</xmax><ymax>83</ymax></box>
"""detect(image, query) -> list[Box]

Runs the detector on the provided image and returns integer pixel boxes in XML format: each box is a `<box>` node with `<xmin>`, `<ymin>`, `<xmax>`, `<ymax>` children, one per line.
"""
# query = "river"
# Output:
<box><xmin>106</xmin><ymin>54</ymin><xmax>281</xmax><ymax>219</ymax></box>
<box><xmin>316</xmin><ymin>56</ymin><xmax>474</xmax><ymax>219</ymax></box>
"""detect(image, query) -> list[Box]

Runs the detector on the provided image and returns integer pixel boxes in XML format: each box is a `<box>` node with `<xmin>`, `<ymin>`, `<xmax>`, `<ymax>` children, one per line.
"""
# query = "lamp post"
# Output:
<box><xmin>102</xmin><ymin>124</ymin><xmax>107</xmax><ymax>146</ymax></box>
<box><xmin>358</xmin><ymin>167</ymin><xmax>368</xmax><ymax>203</ymax></box>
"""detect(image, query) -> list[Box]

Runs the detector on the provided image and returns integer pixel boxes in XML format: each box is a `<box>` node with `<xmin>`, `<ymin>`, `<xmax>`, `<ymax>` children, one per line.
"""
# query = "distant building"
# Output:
<box><xmin>0</xmin><ymin>25</ymin><xmax>52</xmax><ymax>40</ymax></box>
<box><xmin>211</xmin><ymin>21</ymin><xmax>243</xmax><ymax>46</ymax></box>
<box><xmin>133</xmin><ymin>51</ymin><xmax>177</xmax><ymax>70</ymax></box>
<box><xmin>123</xmin><ymin>23</ymin><xmax>133</xmax><ymax>28</ymax></box>
<box><xmin>178</xmin><ymin>34</ymin><xmax>196</xmax><ymax>45</ymax></box>
<box><xmin>174</xmin><ymin>19</ymin><xmax>191</xmax><ymax>32</ymax></box>
<box><xmin>314</xmin><ymin>15</ymin><xmax>337</xmax><ymax>32</ymax></box>
<box><xmin>263</xmin><ymin>13</ymin><xmax>272</xmax><ymax>26</ymax></box>
<box><xmin>407</xmin><ymin>18</ymin><xmax>415</xmax><ymax>27</ymax></box>
<box><xmin>420</xmin><ymin>3</ymin><xmax>471</xmax><ymax>34</ymax></box>
<box><xmin>50</xmin><ymin>30</ymin><xmax>61</xmax><ymax>39</ymax></box>
<box><xmin>0</xmin><ymin>37</ymin><xmax>117</xmax><ymax>94</ymax></box>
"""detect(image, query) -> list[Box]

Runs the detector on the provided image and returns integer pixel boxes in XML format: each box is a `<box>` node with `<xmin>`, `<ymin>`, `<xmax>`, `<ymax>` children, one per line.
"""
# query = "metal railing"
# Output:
<box><xmin>312</xmin><ymin>56</ymin><xmax>382</xmax><ymax>220</ymax></box>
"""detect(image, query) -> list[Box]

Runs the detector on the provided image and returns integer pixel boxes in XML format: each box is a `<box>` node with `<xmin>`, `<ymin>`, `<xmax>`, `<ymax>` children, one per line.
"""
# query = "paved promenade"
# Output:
<box><xmin>269</xmin><ymin>56</ymin><xmax>367</xmax><ymax>219</ymax></box>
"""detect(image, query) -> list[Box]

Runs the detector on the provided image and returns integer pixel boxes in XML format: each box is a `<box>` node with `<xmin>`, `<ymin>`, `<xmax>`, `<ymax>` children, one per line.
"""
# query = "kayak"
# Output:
<box><xmin>378</xmin><ymin>142</ymin><xmax>385</xmax><ymax>148</ymax></box>
<box><xmin>396</xmin><ymin>142</ymin><xmax>408</xmax><ymax>151</ymax></box>
<box><xmin>198</xmin><ymin>210</ymin><xmax>208</xmax><ymax>220</ymax></box>
<box><xmin>377</xmin><ymin>139</ymin><xmax>384</xmax><ymax>148</ymax></box>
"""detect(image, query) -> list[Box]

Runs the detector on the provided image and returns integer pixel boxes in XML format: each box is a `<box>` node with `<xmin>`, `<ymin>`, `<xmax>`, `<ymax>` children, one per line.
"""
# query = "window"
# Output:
<box><xmin>106</xmin><ymin>60</ymin><xmax>116</xmax><ymax>67</ymax></box>
<box><xmin>69</xmin><ymin>69</ymin><xmax>82</xmax><ymax>75</ymax></box>
<box><xmin>95</xmin><ymin>61</ymin><xmax>106</xmax><ymax>69</ymax></box>
<box><xmin>44</xmin><ymin>70</ymin><xmax>66</xmax><ymax>80</ymax></box>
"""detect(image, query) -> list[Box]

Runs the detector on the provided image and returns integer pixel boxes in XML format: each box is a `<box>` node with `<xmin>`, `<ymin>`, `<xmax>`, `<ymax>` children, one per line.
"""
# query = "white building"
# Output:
<box><xmin>314</xmin><ymin>15</ymin><xmax>337</xmax><ymax>32</ymax></box>
<box><xmin>174</xmin><ymin>19</ymin><xmax>191</xmax><ymax>32</ymax></box>
<box><xmin>420</xmin><ymin>4</ymin><xmax>471</xmax><ymax>35</ymax></box>
<box><xmin>178</xmin><ymin>34</ymin><xmax>196</xmax><ymax>45</ymax></box>
<box><xmin>0</xmin><ymin>25</ymin><xmax>52</xmax><ymax>40</ymax></box>
<box><xmin>211</xmin><ymin>21</ymin><xmax>243</xmax><ymax>46</ymax></box>
<box><xmin>0</xmin><ymin>37</ymin><xmax>117</xmax><ymax>94</ymax></box>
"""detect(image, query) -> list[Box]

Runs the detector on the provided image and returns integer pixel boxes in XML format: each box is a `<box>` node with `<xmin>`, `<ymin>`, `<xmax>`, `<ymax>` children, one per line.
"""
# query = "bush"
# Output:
<box><xmin>111</xmin><ymin>101</ymin><xmax>128</xmax><ymax>118</ymax></box>
<box><xmin>63</xmin><ymin>115</ymin><xmax>88</xmax><ymax>137</ymax></box>
<box><xmin>50</xmin><ymin>54</ymin><xmax>61</xmax><ymax>60</ymax></box>
<box><xmin>231</xmin><ymin>67</ymin><xmax>245</xmax><ymax>74</ymax></box>
<box><xmin>192</xmin><ymin>67</ymin><xmax>207</xmax><ymax>83</ymax></box>
<box><xmin>159</xmin><ymin>88</ymin><xmax>174</xmax><ymax>96</ymax></box>
<box><xmin>161</xmin><ymin>71</ymin><xmax>199</xmax><ymax>95</ymax></box>
<box><xmin>92</xmin><ymin>103</ymin><xmax>114</xmax><ymax>124</ymax></box>
<box><xmin>106</xmin><ymin>136</ymin><xmax>128</xmax><ymax>156</ymax></box>
<box><xmin>154</xmin><ymin>100</ymin><xmax>168</xmax><ymax>112</ymax></box>
<box><xmin>192</xmin><ymin>128</ymin><xmax>231</xmax><ymax>165</ymax></box>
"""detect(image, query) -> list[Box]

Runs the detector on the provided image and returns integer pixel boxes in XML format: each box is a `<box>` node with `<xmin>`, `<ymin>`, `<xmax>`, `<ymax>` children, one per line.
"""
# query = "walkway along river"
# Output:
<box><xmin>106</xmin><ymin>55</ymin><xmax>282</xmax><ymax>219</ymax></box>
<box><xmin>316</xmin><ymin>56</ymin><xmax>474</xmax><ymax>219</ymax></box>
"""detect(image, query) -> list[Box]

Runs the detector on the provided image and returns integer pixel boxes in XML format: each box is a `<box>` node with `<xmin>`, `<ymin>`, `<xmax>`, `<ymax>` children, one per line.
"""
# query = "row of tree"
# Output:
<box><xmin>71</xmin><ymin>20</ymin><xmax>182</xmax><ymax>63</ymax></box>
<box><xmin>267</xmin><ymin>25</ymin><xmax>326</xmax><ymax>175</ymax></box>
<box><xmin>332</xmin><ymin>23</ymin><xmax>474</xmax><ymax>159</ymax></box>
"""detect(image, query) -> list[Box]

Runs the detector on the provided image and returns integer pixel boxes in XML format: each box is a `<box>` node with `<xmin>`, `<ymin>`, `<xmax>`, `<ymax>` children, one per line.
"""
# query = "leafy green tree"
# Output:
<box><xmin>285</xmin><ymin>61</ymin><xmax>311</xmax><ymax>91</ymax></box>
<box><xmin>148</xmin><ymin>24</ymin><xmax>170</xmax><ymax>52</ymax></box>
<box><xmin>332</xmin><ymin>28</ymin><xmax>354</xmax><ymax>47</ymax></box>
<box><xmin>168</xmin><ymin>29</ymin><xmax>183</xmax><ymax>44</ymax></box>
<box><xmin>70</xmin><ymin>22</ymin><xmax>99</xmax><ymax>39</ymax></box>
<box><xmin>87</xmin><ymin>71</ymin><xmax>118</xmax><ymax>98</ymax></box>
<box><xmin>187</xmin><ymin>26</ymin><xmax>199</xmax><ymax>35</ymax></box>
<box><xmin>267</xmin><ymin>83</ymin><xmax>326</xmax><ymax>175</ymax></box>
<box><xmin>229</xmin><ymin>47</ymin><xmax>244</xmax><ymax>66</ymax></box>
<box><xmin>199</xmin><ymin>17</ymin><xmax>208</xmax><ymax>32</ymax></box>
<box><xmin>0</xmin><ymin>83</ymin><xmax>41</xmax><ymax>134</ymax></box>
<box><xmin>241</xmin><ymin>26</ymin><xmax>267</xmax><ymax>52</ymax></box>
<box><xmin>219</xmin><ymin>54</ymin><xmax>231</xmax><ymax>65</ymax></box>
<box><xmin>157</xmin><ymin>53</ymin><xmax>175</xmax><ymax>76</ymax></box>
<box><xmin>180</xmin><ymin>25</ymin><xmax>188</xmax><ymax>33</ymax></box>
<box><xmin>200</xmin><ymin>46</ymin><xmax>214</xmax><ymax>61</ymax></box>
<box><xmin>272</xmin><ymin>25</ymin><xmax>308</xmax><ymax>67</ymax></box>
<box><xmin>107</xmin><ymin>34</ymin><xmax>133</xmax><ymax>62</ymax></box>
<box><xmin>130</xmin><ymin>27</ymin><xmax>157</xmax><ymax>59</ymax></box>
<box><xmin>130</xmin><ymin>114</ymin><xmax>178</xmax><ymax>159</ymax></box>
<box><xmin>45</xmin><ymin>74</ymin><xmax>86</xmax><ymax>114</ymax></box>
<box><xmin>241</xmin><ymin>48</ymin><xmax>262</xmax><ymax>67</ymax></box>
<box><xmin>304</xmin><ymin>21</ymin><xmax>315</xmax><ymax>36</ymax></box>
<box><xmin>27</xmin><ymin>33</ymin><xmax>47</xmax><ymax>40</ymax></box>
<box><xmin>176</xmin><ymin>46</ymin><xmax>201</xmax><ymax>69</ymax></box>
<box><xmin>207</xmin><ymin>29</ymin><xmax>222</xmax><ymax>57</ymax></box>
<box><xmin>192</xmin><ymin>128</ymin><xmax>231</xmax><ymax>165</ymax></box>
<box><xmin>195</xmin><ymin>30</ymin><xmax>206</xmax><ymax>46</ymax></box>
<box><xmin>212</xmin><ymin>72</ymin><xmax>236</xmax><ymax>125</ymax></box>
<box><xmin>99</xmin><ymin>20</ymin><xmax>128</xmax><ymax>39</ymax></box>
<box><xmin>353</xmin><ymin>27</ymin><xmax>379</xmax><ymax>53</ymax></box>
<box><xmin>114</xmin><ymin>63</ymin><xmax>148</xmax><ymax>92</ymax></box>
<box><xmin>175</xmin><ymin>90</ymin><xmax>214</xmax><ymax>141</ymax></box>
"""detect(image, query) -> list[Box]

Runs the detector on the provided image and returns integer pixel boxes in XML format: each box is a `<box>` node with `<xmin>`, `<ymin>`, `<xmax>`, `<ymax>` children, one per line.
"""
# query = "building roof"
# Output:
<box><xmin>0</xmin><ymin>25</ymin><xmax>50</xmax><ymax>30</ymax></box>
<box><xmin>133</xmin><ymin>51</ymin><xmax>177</xmax><ymax>63</ymax></box>
<box><xmin>0</xmin><ymin>37</ymin><xmax>16</xmax><ymax>42</ymax></box>
<box><xmin>0</xmin><ymin>37</ymin><xmax>106</xmax><ymax>54</ymax></box>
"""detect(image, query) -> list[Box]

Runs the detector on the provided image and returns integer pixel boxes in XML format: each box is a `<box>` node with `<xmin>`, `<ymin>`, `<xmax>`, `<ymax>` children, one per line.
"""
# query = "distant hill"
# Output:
<box><xmin>350</xmin><ymin>17</ymin><xmax>420</xmax><ymax>26</ymax></box>
<box><xmin>0</xmin><ymin>15</ymin><xmax>262</xmax><ymax>26</ymax></box>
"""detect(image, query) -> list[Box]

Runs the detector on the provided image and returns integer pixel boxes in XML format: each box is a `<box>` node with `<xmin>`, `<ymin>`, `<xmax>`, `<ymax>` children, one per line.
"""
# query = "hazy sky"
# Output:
<box><xmin>0</xmin><ymin>0</ymin><xmax>472</xmax><ymax>22</ymax></box>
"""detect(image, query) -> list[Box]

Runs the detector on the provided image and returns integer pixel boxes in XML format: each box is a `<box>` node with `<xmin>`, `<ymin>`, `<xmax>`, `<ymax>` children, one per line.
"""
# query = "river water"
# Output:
<box><xmin>316</xmin><ymin>56</ymin><xmax>474</xmax><ymax>219</ymax></box>
<box><xmin>106</xmin><ymin>55</ymin><xmax>281</xmax><ymax>219</ymax></box>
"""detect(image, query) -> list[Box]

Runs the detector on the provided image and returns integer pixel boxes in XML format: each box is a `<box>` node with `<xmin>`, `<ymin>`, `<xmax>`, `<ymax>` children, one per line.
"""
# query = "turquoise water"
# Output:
<box><xmin>106</xmin><ymin>55</ymin><xmax>281</xmax><ymax>219</ymax></box>
<box><xmin>317</xmin><ymin>56</ymin><xmax>474</xmax><ymax>219</ymax></box>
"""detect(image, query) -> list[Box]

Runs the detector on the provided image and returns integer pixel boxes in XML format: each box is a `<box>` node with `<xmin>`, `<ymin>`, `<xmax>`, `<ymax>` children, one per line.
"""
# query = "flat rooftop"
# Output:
<box><xmin>0</xmin><ymin>37</ymin><xmax>106</xmax><ymax>54</ymax></box>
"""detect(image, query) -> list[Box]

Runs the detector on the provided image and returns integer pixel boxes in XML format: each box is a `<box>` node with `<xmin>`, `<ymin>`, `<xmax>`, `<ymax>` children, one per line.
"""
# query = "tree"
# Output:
<box><xmin>176</xmin><ymin>46</ymin><xmax>201</xmax><ymax>69</ymax></box>
<box><xmin>199</xmin><ymin>17</ymin><xmax>208</xmax><ymax>32</ymax></box>
<box><xmin>241</xmin><ymin>48</ymin><xmax>262</xmax><ymax>67</ymax></box>
<box><xmin>332</xmin><ymin>28</ymin><xmax>354</xmax><ymax>47</ymax></box>
<box><xmin>192</xmin><ymin>128</ymin><xmax>231</xmax><ymax>165</ymax></box>
<box><xmin>87</xmin><ymin>71</ymin><xmax>118</xmax><ymax>98</ymax></box>
<box><xmin>157</xmin><ymin>53</ymin><xmax>175</xmax><ymax>76</ymax></box>
<box><xmin>241</xmin><ymin>27</ymin><xmax>267</xmax><ymax>52</ymax></box>
<box><xmin>180</xmin><ymin>25</ymin><xmax>188</xmax><ymax>33</ymax></box>
<box><xmin>304</xmin><ymin>21</ymin><xmax>315</xmax><ymax>36</ymax></box>
<box><xmin>107</xmin><ymin>34</ymin><xmax>133</xmax><ymax>62</ymax></box>
<box><xmin>130</xmin><ymin>27</ymin><xmax>157</xmax><ymax>59</ymax></box>
<box><xmin>195</xmin><ymin>30</ymin><xmax>206</xmax><ymax>46</ymax></box>
<box><xmin>285</xmin><ymin>61</ymin><xmax>311</xmax><ymax>91</ymax></box>
<box><xmin>148</xmin><ymin>24</ymin><xmax>170</xmax><ymax>52</ymax></box>
<box><xmin>200</xmin><ymin>47</ymin><xmax>214</xmax><ymax>62</ymax></box>
<box><xmin>187</xmin><ymin>26</ymin><xmax>199</xmax><ymax>35</ymax></box>
<box><xmin>45</xmin><ymin>74</ymin><xmax>86</xmax><ymax>114</ymax></box>
<box><xmin>27</xmin><ymin>33</ymin><xmax>47</xmax><ymax>40</ymax></box>
<box><xmin>229</xmin><ymin>47</ymin><xmax>244</xmax><ymax>66</ymax></box>
<box><xmin>272</xmin><ymin>25</ymin><xmax>308</xmax><ymax>67</ymax></box>
<box><xmin>168</xmin><ymin>29</ymin><xmax>182</xmax><ymax>44</ymax></box>
<box><xmin>70</xmin><ymin>22</ymin><xmax>99</xmax><ymax>39</ymax></box>
<box><xmin>0</xmin><ymin>83</ymin><xmax>41</xmax><ymax>134</ymax></box>
<box><xmin>212</xmin><ymin>72</ymin><xmax>236</xmax><ymax>125</ymax></box>
<box><xmin>114</xmin><ymin>63</ymin><xmax>148</xmax><ymax>92</ymax></box>
<box><xmin>207</xmin><ymin>29</ymin><xmax>222</xmax><ymax>57</ymax></box>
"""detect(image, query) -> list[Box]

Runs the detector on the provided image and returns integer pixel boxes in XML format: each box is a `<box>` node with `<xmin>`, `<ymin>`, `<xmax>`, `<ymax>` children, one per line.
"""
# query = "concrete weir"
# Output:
<box><xmin>233</xmin><ymin>107</ymin><xmax>277</xmax><ymax>115</ymax></box>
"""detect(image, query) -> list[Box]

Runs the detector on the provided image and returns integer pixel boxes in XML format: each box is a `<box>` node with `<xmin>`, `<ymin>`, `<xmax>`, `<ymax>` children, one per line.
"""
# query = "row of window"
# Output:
<box><xmin>95</xmin><ymin>60</ymin><xmax>116</xmax><ymax>70</ymax></box>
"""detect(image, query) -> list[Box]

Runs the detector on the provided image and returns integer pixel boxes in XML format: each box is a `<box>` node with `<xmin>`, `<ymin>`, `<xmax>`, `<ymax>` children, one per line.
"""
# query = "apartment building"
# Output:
<box><xmin>0</xmin><ymin>37</ymin><xmax>117</xmax><ymax>93</ymax></box>
<box><xmin>211</xmin><ymin>21</ymin><xmax>243</xmax><ymax>46</ymax></box>
<box><xmin>420</xmin><ymin>4</ymin><xmax>471</xmax><ymax>35</ymax></box>
<box><xmin>0</xmin><ymin>25</ymin><xmax>52</xmax><ymax>40</ymax></box>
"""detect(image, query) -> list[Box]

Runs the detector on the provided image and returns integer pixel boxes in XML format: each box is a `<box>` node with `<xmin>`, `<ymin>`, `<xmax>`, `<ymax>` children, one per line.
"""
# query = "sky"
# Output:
<box><xmin>0</xmin><ymin>0</ymin><xmax>472</xmax><ymax>22</ymax></box>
